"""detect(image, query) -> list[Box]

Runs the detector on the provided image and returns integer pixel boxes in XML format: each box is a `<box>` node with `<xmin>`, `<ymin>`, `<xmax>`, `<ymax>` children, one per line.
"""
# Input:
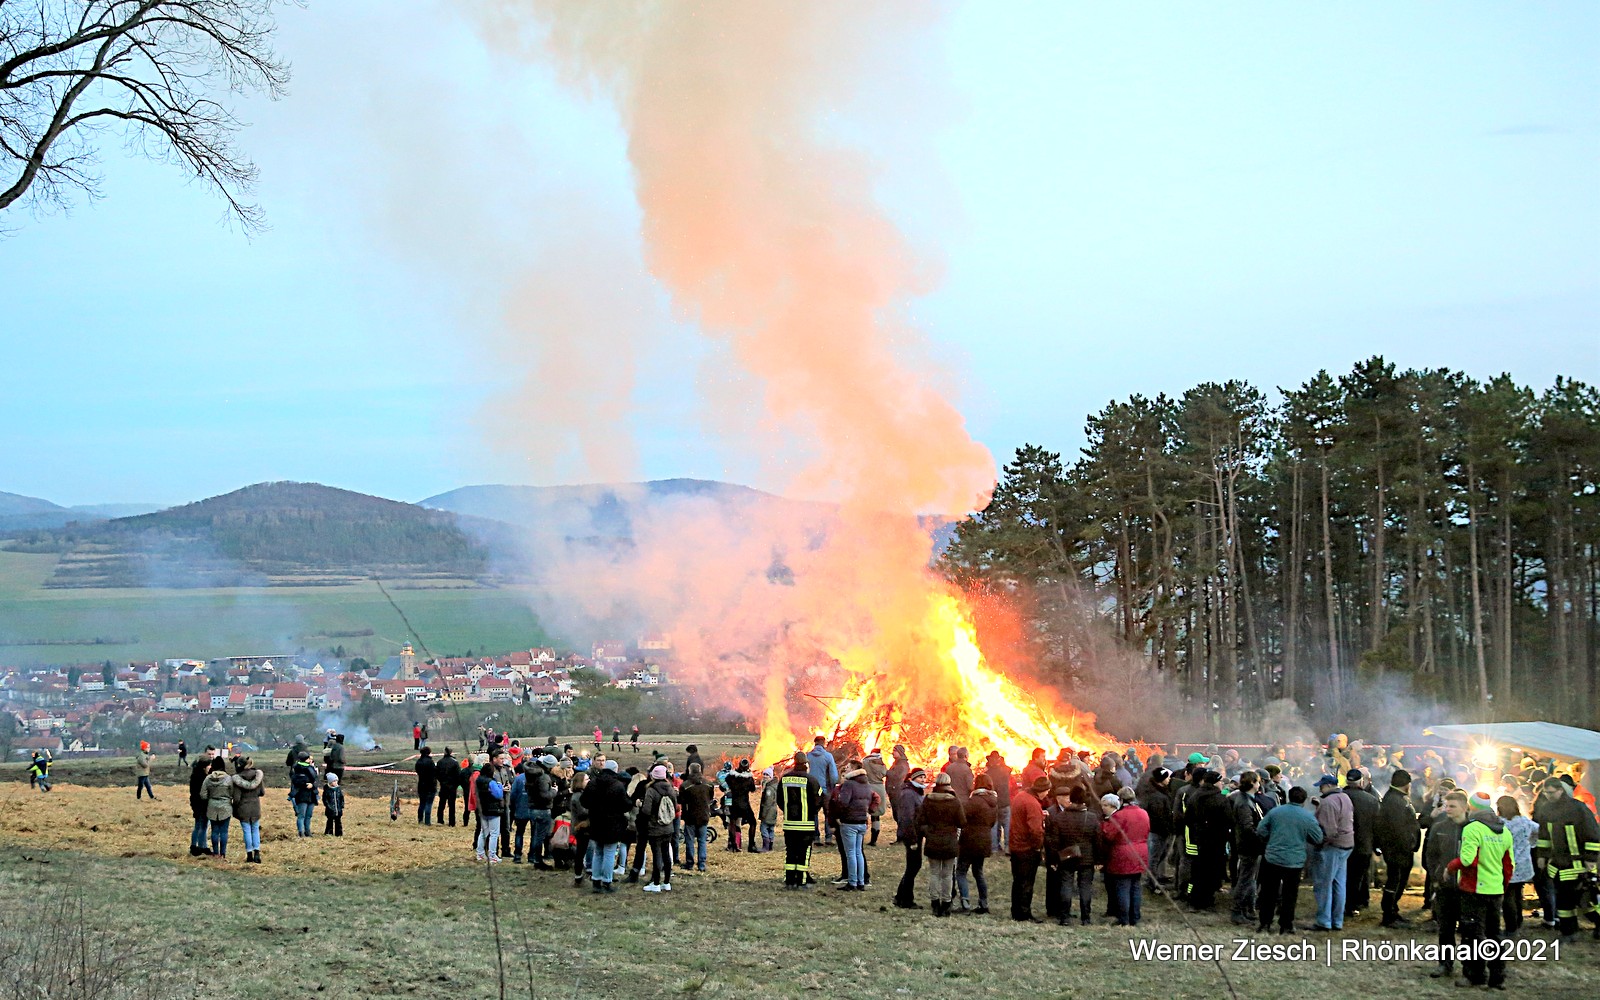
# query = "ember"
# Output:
<box><xmin>756</xmin><ymin>591</ymin><xmax>1118</xmax><ymax>767</ymax></box>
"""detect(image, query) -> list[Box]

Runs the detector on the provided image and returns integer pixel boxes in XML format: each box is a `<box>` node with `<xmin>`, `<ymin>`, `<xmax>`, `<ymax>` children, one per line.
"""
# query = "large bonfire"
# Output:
<box><xmin>753</xmin><ymin>587</ymin><xmax>1119</xmax><ymax>768</ymax></box>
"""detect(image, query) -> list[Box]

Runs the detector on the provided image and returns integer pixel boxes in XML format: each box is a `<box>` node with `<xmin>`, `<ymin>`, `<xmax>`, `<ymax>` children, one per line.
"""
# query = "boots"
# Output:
<box><xmin>869</xmin><ymin>826</ymin><xmax>879</xmax><ymax>847</ymax></box>
<box><xmin>729</xmin><ymin>828</ymin><xmax>742</xmax><ymax>851</ymax></box>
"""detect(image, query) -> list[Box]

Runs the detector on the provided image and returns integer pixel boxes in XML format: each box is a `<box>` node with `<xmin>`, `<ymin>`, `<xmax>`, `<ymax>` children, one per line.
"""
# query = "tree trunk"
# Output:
<box><xmin>1320</xmin><ymin>450</ymin><xmax>1343</xmax><ymax>713</ymax></box>
<box><xmin>1466</xmin><ymin>459</ymin><xmax>1491</xmax><ymax>707</ymax></box>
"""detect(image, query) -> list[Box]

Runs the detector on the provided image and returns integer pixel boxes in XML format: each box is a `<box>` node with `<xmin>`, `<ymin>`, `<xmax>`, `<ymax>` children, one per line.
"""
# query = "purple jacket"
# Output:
<box><xmin>1315</xmin><ymin>789</ymin><xmax>1355</xmax><ymax>849</ymax></box>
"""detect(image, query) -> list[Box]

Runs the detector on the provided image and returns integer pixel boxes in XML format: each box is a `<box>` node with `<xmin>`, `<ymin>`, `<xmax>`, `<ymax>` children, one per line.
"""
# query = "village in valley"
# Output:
<box><xmin>3</xmin><ymin>637</ymin><xmax>673</xmax><ymax>757</ymax></box>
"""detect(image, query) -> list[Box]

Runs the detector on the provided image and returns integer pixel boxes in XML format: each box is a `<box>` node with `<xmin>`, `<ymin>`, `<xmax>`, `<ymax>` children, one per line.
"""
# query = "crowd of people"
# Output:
<box><xmin>88</xmin><ymin>722</ymin><xmax>1600</xmax><ymax>987</ymax></box>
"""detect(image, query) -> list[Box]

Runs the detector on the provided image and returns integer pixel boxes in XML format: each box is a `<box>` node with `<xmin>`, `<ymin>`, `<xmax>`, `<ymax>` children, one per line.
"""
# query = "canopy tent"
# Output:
<box><xmin>1424</xmin><ymin>721</ymin><xmax>1600</xmax><ymax>795</ymax></box>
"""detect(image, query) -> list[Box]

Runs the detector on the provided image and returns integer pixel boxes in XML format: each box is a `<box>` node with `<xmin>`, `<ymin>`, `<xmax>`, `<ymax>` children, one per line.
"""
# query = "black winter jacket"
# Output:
<box><xmin>584</xmin><ymin>770</ymin><xmax>632</xmax><ymax>845</ymax></box>
<box><xmin>1373</xmin><ymin>787</ymin><xmax>1421</xmax><ymax>858</ymax></box>
<box><xmin>1044</xmin><ymin>803</ymin><xmax>1102</xmax><ymax>866</ymax></box>
<box><xmin>916</xmin><ymin>788</ymin><xmax>966</xmax><ymax>860</ymax></box>
<box><xmin>1347</xmin><ymin>786</ymin><xmax>1381</xmax><ymax>855</ymax></box>
<box><xmin>415</xmin><ymin>755</ymin><xmax>438</xmax><ymax>796</ymax></box>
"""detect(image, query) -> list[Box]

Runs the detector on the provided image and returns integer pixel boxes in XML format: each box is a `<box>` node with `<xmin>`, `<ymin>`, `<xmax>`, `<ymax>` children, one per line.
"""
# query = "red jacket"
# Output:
<box><xmin>1101</xmin><ymin>805</ymin><xmax>1151</xmax><ymax>875</ymax></box>
<box><xmin>1010</xmin><ymin>791</ymin><xmax>1046</xmax><ymax>854</ymax></box>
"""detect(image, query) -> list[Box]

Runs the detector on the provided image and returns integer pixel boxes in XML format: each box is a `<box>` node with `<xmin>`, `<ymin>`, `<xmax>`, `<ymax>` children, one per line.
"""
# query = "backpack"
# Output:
<box><xmin>653</xmin><ymin>788</ymin><xmax>676</xmax><ymax>828</ymax></box>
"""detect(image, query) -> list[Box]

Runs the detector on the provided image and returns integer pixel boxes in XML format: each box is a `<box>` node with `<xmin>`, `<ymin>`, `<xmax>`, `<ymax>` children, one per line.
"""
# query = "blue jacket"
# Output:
<box><xmin>806</xmin><ymin>746</ymin><xmax>839</xmax><ymax>791</ymax></box>
<box><xmin>510</xmin><ymin>772</ymin><xmax>532</xmax><ymax>821</ymax></box>
<box><xmin>1256</xmin><ymin>801</ymin><xmax>1325</xmax><ymax>869</ymax></box>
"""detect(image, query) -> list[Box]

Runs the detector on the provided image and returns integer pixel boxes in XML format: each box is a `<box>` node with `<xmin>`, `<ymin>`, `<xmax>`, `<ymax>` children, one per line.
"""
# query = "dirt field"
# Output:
<box><xmin>2</xmin><ymin>778</ymin><xmax>1597</xmax><ymax>1000</ymax></box>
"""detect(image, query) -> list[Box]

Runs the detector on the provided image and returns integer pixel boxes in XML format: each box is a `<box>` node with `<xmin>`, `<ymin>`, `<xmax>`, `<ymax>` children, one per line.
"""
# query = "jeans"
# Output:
<box><xmin>1109</xmin><ymin>873</ymin><xmax>1142</xmax><ymax>924</ymax></box>
<box><xmin>684</xmin><ymin>823</ymin><xmax>710</xmax><ymax>869</ymax></box>
<box><xmin>590</xmin><ymin>842</ymin><xmax>619</xmax><ymax>883</ymax></box>
<box><xmin>992</xmin><ymin>805</ymin><xmax>1011</xmax><ymax>853</ymax></box>
<box><xmin>511</xmin><ymin>818</ymin><xmax>530</xmax><ymax>858</ymax></box>
<box><xmin>1313</xmin><ymin>846</ymin><xmax>1352</xmax><ymax>929</ymax></box>
<box><xmin>209</xmin><ymin>818</ymin><xmax>229</xmax><ymax>855</ymax></box>
<box><xmin>191</xmin><ymin>816</ymin><xmax>208</xmax><ymax>850</ymax></box>
<box><xmin>1232</xmin><ymin>854</ymin><xmax>1260</xmax><ymax>919</ymax></box>
<box><xmin>1257</xmin><ymin>861</ymin><xmax>1304</xmax><ymax>932</ymax></box>
<box><xmin>239</xmin><ymin>820</ymin><xmax>261</xmax><ymax>852</ymax></box>
<box><xmin>760</xmin><ymin>822</ymin><xmax>776</xmax><ymax>849</ymax></box>
<box><xmin>956</xmin><ymin>855</ymin><xmax>988</xmax><ymax>906</ymax></box>
<box><xmin>528</xmin><ymin>810</ymin><xmax>553</xmax><ymax>865</ymax></box>
<box><xmin>136</xmin><ymin>776</ymin><xmax>155</xmax><ymax>799</ymax></box>
<box><xmin>294</xmin><ymin>801</ymin><xmax>314</xmax><ymax>836</ymax></box>
<box><xmin>839</xmin><ymin>822</ymin><xmax>867</xmax><ymax>887</ymax></box>
<box><xmin>417</xmin><ymin>793</ymin><xmax>435</xmax><ymax>824</ymax></box>
<box><xmin>476</xmin><ymin>815</ymin><xmax>501</xmax><ymax>857</ymax></box>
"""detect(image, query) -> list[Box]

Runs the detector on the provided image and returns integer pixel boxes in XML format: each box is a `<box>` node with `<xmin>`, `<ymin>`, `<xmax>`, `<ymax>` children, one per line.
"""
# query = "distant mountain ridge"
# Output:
<box><xmin>7</xmin><ymin>482</ymin><xmax>494</xmax><ymax>588</ymax></box>
<box><xmin>0</xmin><ymin>490</ymin><xmax>162</xmax><ymax>532</ymax></box>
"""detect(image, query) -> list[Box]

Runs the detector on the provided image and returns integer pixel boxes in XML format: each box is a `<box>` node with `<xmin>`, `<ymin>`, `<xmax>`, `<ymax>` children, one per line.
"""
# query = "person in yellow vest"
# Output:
<box><xmin>778</xmin><ymin>752</ymin><xmax>823</xmax><ymax>890</ymax></box>
<box><xmin>1448</xmin><ymin>790</ymin><xmax>1514</xmax><ymax>990</ymax></box>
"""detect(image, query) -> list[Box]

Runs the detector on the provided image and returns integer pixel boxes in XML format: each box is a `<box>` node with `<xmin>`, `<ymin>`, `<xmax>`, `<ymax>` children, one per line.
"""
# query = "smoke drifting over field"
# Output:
<box><xmin>459</xmin><ymin>1</ymin><xmax>1010</xmax><ymax>742</ymax></box>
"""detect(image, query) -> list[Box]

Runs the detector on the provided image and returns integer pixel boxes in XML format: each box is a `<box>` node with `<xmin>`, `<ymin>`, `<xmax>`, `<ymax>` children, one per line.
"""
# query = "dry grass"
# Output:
<box><xmin>3</xmin><ymin>784</ymin><xmax>1598</xmax><ymax>1000</ymax></box>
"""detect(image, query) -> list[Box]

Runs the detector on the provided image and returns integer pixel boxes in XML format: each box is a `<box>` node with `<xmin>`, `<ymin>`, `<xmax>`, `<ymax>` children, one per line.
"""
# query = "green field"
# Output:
<box><xmin>0</xmin><ymin>550</ymin><xmax>551</xmax><ymax>663</ymax></box>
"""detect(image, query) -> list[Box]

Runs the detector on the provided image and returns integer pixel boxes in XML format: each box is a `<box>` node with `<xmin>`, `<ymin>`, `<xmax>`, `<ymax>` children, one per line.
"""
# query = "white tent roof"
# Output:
<box><xmin>1424</xmin><ymin>721</ymin><xmax>1600</xmax><ymax>762</ymax></box>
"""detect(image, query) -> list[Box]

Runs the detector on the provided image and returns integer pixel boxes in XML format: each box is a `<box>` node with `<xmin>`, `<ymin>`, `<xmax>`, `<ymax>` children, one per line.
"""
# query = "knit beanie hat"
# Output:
<box><xmin>1468</xmin><ymin>789</ymin><xmax>1493</xmax><ymax>811</ymax></box>
<box><xmin>603</xmin><ymin>760</ymin><xmax>619</xmax><ymax>772</ymax></box>
<box><xmin>1100</xmin><ymin>793</ymin><xmax>1121</xmax><ymax>812</ymax></box>
<box><xmin>934</xmin><ymin>772</ymin><xmax>952</xmax><ymax>786</ymax></box>
<box><xmin>650</xmin><ymin>765</ymin><xmax>668</xmax><ymax>780</ymax></box>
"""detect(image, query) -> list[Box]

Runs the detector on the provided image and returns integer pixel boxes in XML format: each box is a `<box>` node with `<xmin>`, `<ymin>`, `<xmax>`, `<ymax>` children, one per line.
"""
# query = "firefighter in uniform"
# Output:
<box><xmin>1532</xmin><ymin>776</ymin><xmax>1600</xmax><ymax>940</ymax></box>
<box><xmin>779</xmin><ymin>752</ymin><xmax>824</xmax><ymax>890</ymax></box>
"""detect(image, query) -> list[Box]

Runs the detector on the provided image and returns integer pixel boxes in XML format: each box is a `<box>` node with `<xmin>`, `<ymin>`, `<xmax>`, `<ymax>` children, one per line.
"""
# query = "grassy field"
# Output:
<box><xmin>0</xmin><ymin>550</ymin><xmax>549</xmax><ymax>663</ymax></box>
<box><xmin>1</xmin><ymin>743</ymin><xmax>1596</xmax><ymax>1000</ymax></box>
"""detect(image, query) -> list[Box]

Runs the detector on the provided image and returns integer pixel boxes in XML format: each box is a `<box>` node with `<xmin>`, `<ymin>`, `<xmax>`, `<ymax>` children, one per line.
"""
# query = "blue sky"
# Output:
<box><xmin>2</xmin><ymin>2</ymin><xmax>1595</xmax><ymax>508</ymax></box>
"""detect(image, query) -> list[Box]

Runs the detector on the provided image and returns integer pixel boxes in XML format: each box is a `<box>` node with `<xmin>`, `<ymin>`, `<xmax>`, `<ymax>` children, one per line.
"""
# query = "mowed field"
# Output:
<box><xmin>0</xmin><ymin>550</ymin><xmax>549</xmax><ymax>662</ymax></box>
<box><xmin>2</xmin><ymin>748</ymin><xmax>1597</xmax><ymax>1000</ymax></box>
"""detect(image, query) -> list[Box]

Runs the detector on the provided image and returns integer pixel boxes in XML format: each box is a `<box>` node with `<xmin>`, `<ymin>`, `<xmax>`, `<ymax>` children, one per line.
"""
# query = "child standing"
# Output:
<box><xmin>323</xmin><ymin>772</ymin><xmax>346</xmax><ymax>837</ymax></box>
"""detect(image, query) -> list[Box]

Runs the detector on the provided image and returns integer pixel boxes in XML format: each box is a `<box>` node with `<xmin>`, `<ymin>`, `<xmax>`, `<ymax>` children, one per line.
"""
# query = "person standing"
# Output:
<box><xmin>593</xmin><ymin>727</ymin><xmax>603</xmax><ymax>753</ymax></box>
<box><xmin>1139</xmin><ymin>767</ymin><xmax>1175</xmax><ymax>890</ymax></box>
<box><xmin>1185</xmin><ymin>770</ymin><xmax>1229</xmax><ymax>912</ymax></box>
<box><xmin>290</xmin><ymin>750</ymin><xmax>319</xmax><ymax>837</ymax></box>
<box><xmin>1226</xmin><ymin>771</ymin><xmax>1267</xmax><ymax>925</ymax></box>
<box><xmin>1426</xmin><ymin>791</ymin><xmax>1469</xmax><ymax>980</ymax></box>
<box><xmin>524</xmin><ymin>755</ymin><xmax>558</xmax><ymax>869</ymax></box>
<box><xmin>1311</xmin><ymin>774</ymin><xmax>1354</xmax><ymax>930</ymax></box>
<box><xmin>323</xmin><ymin>734</ymin><xmax>346</xmax><ymax>786</ymax></box>
<box><xmin>630</xmin><ymin>724</ymin><xmax>640</xmax><ymax>750</ymax></box>
<box><xmin>758</xmin><ymin>767</ymin><xmax>780</xmax><ymax>852</ymax></box>
<box><xmin>639</xmin><ymin>764</ymin><xmax>678</xmax><ymax>892</ymax></box>
<box><xmin>778</xmin><ymin>755</ymin><xmax>824</xmax><ymax>889</ymax></box>
<box><xmin>726</xmin><ymin>758</ymin><xmax>759</xmax><ymax>853</ymax></box>
<box><xmin>805</xmin><ymin>736</ymin><xmax>840</xmax><ymax>846</ymax></box>
<box><xmin>584</xmin><ymin>761</ymin><xmax>630</xmax><ymax>893</ymax></box>
<box><xmin>202</xmin><ymin>757</ymin><xmax>234</xmax><ymax>859</ymax></box>
<box><xmin>475</xmin><ymin>761</ymin><xmax>505</xmax><ymax>862</ymax></box>
<box><xmin>1101</xmin><ymin>788</ymin><xmax>1151</xmax><ymax>926</ymax></box>
<box><xmin>135</xmin><ymin>742</ymin><xmax>157</xmax><ymax>800</ymax></box>
<box><xmin>1373</xmin><ymin>768</ymin><xmax>1421</xmax><ymax>927</ymax></box>
<box><xmin>413</xmin><ymin>723</ymin><xmax>422</xmax><ymax>751</ymax></box>
<box><xmin>189</xmin><ymin>745</ymin><xmax>216</xmax><ymax>855</ymax></box>
<box><xmin>611</xmin><ymin>727</ymin><xmax>621</xmax><ymax>750</ymax></box>
<box><xmin>957</xmin><ymin>774</ymin><xmax>998</xmax><ymax>913</ymax></box>
<box><xmin>1255</xmin><ymin>786</ymin><xmax>1324</xmax><ymax>934</ymax></box>
<box><xmin>1344</xmin><ymin>768</ymin><xmax>1381</xmax><ymax>919</ymax></box>
<box><xmin>678</xmin><ymin>763</ymin><xmax>716</xmax><ymax>873</ymax></box>
<box><xmin>1452</xmin><ymin>792</ymin><xmax>1514</xmax><ymax>989</ymax></box>
<box><xmin>1498</xmin><ymin>795</ymin><xmax>1536</xmax><ymax>936</ymax></box>
<box><xmin>434</xmin><ymin>748</ymin><xmax>459</xmax><ymax>826</ymax></box>
<box><xmin>941</xmin><ymin>746</ymin><xmax>974</xmax><ymax>807</ymax></box>
<box><xmin>985</xmin><ymin>750</ymin><xmax>1012</xmax><ymax>855</ymax></box>
<box><xmin>1044</xmin><ymin>785</ymin><xmax>1101</xmax><ymax>925</ymax></box>
<box><xmin>1008</xmin><ymin>775</ymin><xmax>1050</xmax><ymax>922</ymax></box>
<box><xmin>415</xmin><ymin>747</ymin><xmax>437</xmax><ymax>825</ymax></box>
<box><xmin>885</xmin><ymin>745</ymin><xmax>910</xmax><ymax>830</ymax></box>
<box><xmin>1532</xmin><ymin>776</ymin><xmax>1600</xmax><ymax>941</ymax></box>
<box><xmin>832</xmin><ymin>764</ymin><xmax>875</xmax><ymax>891</ymax></box>
<box><xmin>231</xmin><ymin>756</ymin><xmax>265</xmax><ymax>863</ymax></box>
<box><xmin>893</xmin><ymin>767</ymin><xmax>928</xmax><ymax>908</ymax></box>
<box><xmin>176</xmin><ymin>740</ymin><xmax>188</xmax><ymax>768</ymax></box>
<box><xmin>862</xmin><ymin>748</ymin><xmax>889</xmax><ymax>848</ymax></box>
<box><xmin>917</xmin><ymin>772</ymin><xmax>965</xmax><ymax>916</ymax></box>
<box><xmin>322</xmin><ymin>772</ymin><xmax>345</xmax><ymax>837</ymax></box>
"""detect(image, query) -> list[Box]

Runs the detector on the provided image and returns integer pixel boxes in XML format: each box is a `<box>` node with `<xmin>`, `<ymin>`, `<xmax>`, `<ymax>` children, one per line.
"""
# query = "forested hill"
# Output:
<box><xmin>15</xmin><ymin>482</ymin><xmax>495</xmax><ymax>588</ymax></box>
<box><xmin>942</xmin><ymin>359</ymin><xmax>1599</xmax><ymax>729</ymax></box>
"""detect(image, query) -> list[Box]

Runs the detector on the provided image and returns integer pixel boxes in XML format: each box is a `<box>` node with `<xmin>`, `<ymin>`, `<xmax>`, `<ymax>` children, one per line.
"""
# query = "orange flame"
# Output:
<box><xmin>755</xmin><ymin>590</ymin><xmax>1119</xmax><ymax>768</ymax></box>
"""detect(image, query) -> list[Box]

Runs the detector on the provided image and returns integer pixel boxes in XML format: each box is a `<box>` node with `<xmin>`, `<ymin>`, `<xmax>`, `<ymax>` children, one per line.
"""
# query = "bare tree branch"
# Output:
<box><xmin>0</xmin><ymin>0</ymin><xmax>294</xmax><ymax>233</ymax></box>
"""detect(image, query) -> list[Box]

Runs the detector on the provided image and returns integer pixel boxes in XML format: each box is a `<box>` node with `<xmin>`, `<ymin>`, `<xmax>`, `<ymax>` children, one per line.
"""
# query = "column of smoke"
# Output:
<box><xmin>471</xmin><ymin>1</ymin><xmax>996</xmax><ymax>757</ymax></box>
